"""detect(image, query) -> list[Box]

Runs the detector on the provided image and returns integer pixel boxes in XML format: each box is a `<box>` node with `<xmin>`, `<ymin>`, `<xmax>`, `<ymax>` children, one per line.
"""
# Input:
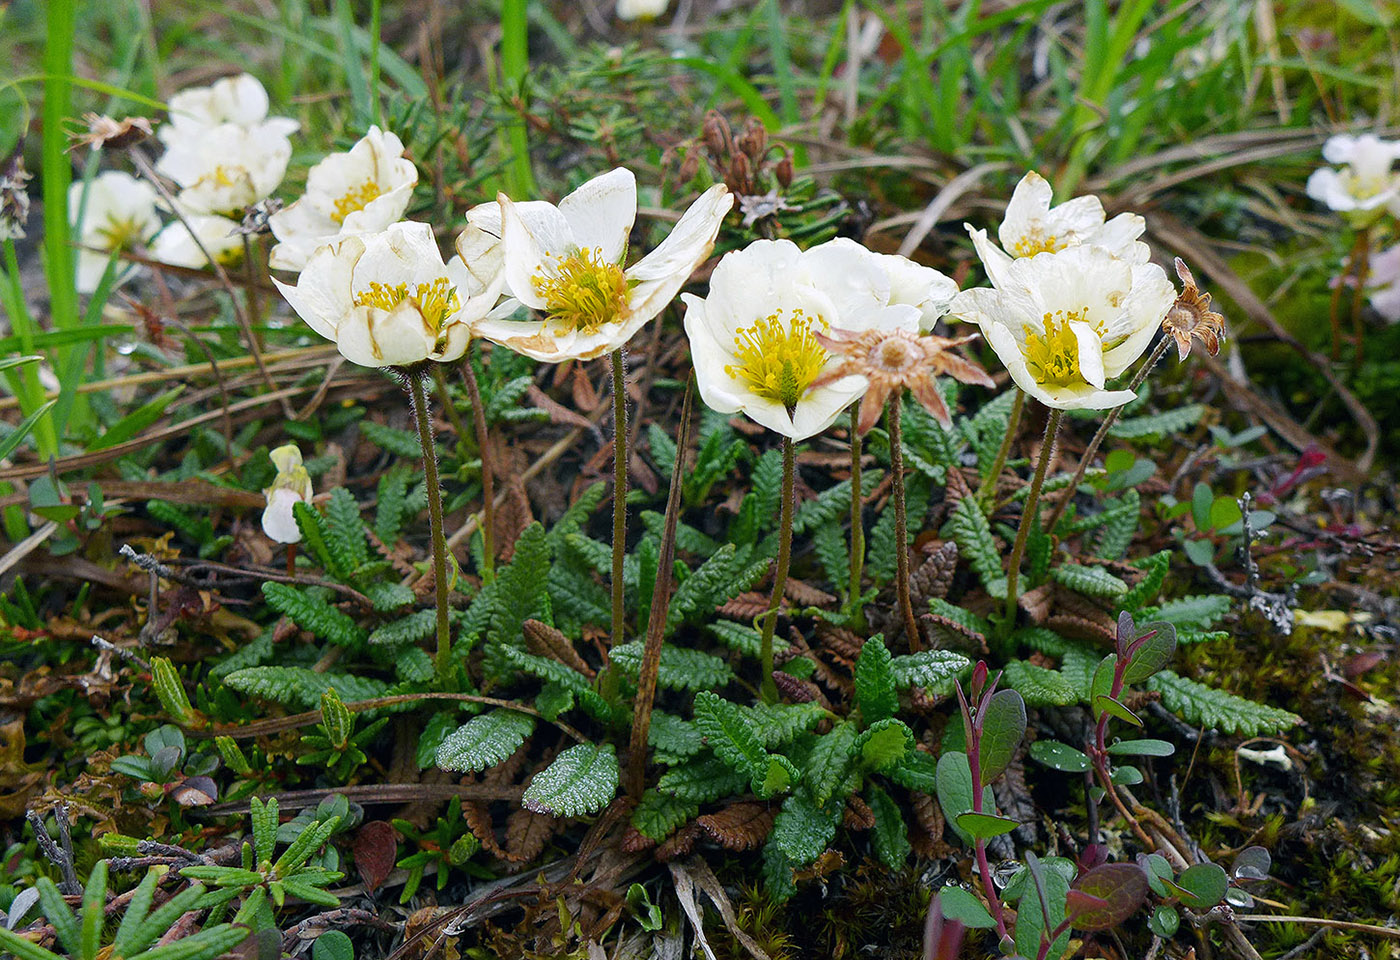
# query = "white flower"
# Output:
<box><xmin>156</xmin><ymin>74</ymin><xmax>298</xmax><ymax>215</ymax></box>
<box><xmin>68</xmin><ymin>171</ymin><xmax>161</xmax><ymax>293</ymax></box>
<box><xmin>1361</xmin><ymin>243</ymin><xmax>1400</xmax><ymax>322</ymax></box>
<box><xmin>682</xmin><ymin>237</ymin><xmax>946</xmax><ymax>440</ymax></box>
<box><xmin>467</xmin><ymin>168</ymin><xmax>733</xmax><ymax>362</ymax></box>
<box><xmin>161</xmin><ymin>73</ymin><xmax>298</xmax><ymax>139</ymax></box>
<box><xmin>273</xmin><ymin>221</ymin><xmax>506</xmax><ymax>368</ymax></box>
<box><xmin>268</xmin><ymin>126</ymin><xmax>418</xmax><ymax>272</ymax></box>
<box><xmin>1306</xmin><ymin>133</ymin><xmax>1400</xmax><ymax>223</ymax></box>
<box><xmin>156</xmin><ymin>122</ymin><xmax>293</xmax><ymax>215</ymax></box>
<box><xmin>800</xmin><ymin>237</ymin><xmax>959</xmax><ymax>331</ymax></box>
<box><xmin>968</xmin><ymin>171</ymin><xmax>1148</xmax><ymax>288</ymax></box>
<box><xmin>950</xmin><ymin>244</ymin><xmax>1175</xmax><ymax>410</ymax></box>
<box><xmin>617</xmin><ymin>0</ymin><xmax>668</xmax><ymax>20</ymax></box>
<box><xmin>262</xmin><ymin>443</ymin><xmax>313</xmax><ymax>544</ymax></box>
<box><xmin>149</xmin><ymin>210</ymin><xmax>244</xmax><ymax>269</ymax></box>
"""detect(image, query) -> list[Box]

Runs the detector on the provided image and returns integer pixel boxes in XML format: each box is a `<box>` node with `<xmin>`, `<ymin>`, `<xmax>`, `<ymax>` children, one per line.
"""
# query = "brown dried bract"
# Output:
<box><xmin>1163</xmin><ymin>258</ymin><xmax>1225</xmax><ymax>361</ymax></box>
<box><xmin>697</xmin><ymin>801</ymin><xmax>776</xmax><ymax>851</ymax></box>
<box><xmin>811</xmin><ymin>328</ymin><xmax>994</xmax><ymax>433</ymax></box>
<box><xmin>71</xmin><ymin>113</ymin><xmax>152</xmax><ymax>152</ymax></box>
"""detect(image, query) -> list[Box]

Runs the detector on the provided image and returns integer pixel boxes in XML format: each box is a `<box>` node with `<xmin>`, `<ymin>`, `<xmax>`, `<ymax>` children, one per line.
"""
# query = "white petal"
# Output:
<box><xmin>559</xmin><ymin>168</ymin><xmax>637</xmax><ymax>264</ymax></box>
<box><xmin>698</xmin><ymin>238</ymin><xmax>806</xmax><ymax>341</ymax></box>
<box><xmin>1046</xmin><ymin>195</ymin><xmax>1106</xmax><ymax>244</ymax></box>
<box><xmin>625</xmin><ymin>183</ymin><xmax>732</xmax><ymax>323</ymax></box>
<box><xmin>262</xmin><ymin>489</ymin><xmax>304</xmax><ymax>543</ymax></box>
<box><xmin>797</xmin><ymin>237</ymin><xmax>891</xmax><ymax>321</ymax></box>
<box><xmin>880</xmin><ymin>253</ymin><xmax>959</xmax><ymax>330</ymax></box>
<box><xmin>471</xmin><ymin>316</ymin><xmax>564</xmax><ymax>362</ymax></box>
<box><xmin>999</xmin><ymin>171</ymin><xmax>1055</xmax><ymax>252</ymax></box>
<box><xmin>337</xmin><ymin>302</ymin><xmax>434</xmax><ymax>367</ymax></box>
<box><xmin>966</xmin><ymin>226</ymin><xmax>1017</xmax><ymax>290</ymax></box>
<box><xmin>1070</xmin><ymin>321</ymin><xmax>1106</xmax><ymax>389</ymax></box>
<box><xmin>500</xmin><ymin>194</ymin><xmax>571</xmax><ymax>310</ymax></box>
<box><xmin>273</xmin><ymin>235</ymin><xmax>364</xmax><ymax>341</ymax></box>
<box><xmin>1101</xmin><ymin>260</ymin><xmax>1174</xmax><ymax>378</ymax></box>
<box><xmin>682</xmin><ymin>293</ymin><xmax>745</xmax><ymax>414</ymax></box>
<box><xmin>1089</xmin><ymin>212</ymin><xmax>1148</xmax><ymax>260</ymax></box>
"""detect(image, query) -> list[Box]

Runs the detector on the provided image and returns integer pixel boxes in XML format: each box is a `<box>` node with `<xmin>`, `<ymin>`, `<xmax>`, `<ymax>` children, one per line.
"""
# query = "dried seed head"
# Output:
<box><xmin>71</xmin><ymin>113</ymin><xmax>153</xmax><ymax>152</ymax></box>
<box><xmin>0</xmin><ymin>153</ymin><xmax>32</xmax><ymax>241</ymax></box>
<box><xmin>738</xmin><ymin>117</ymin><xmax>768</xmax><ymax>161</ymax></box>
<box><xmin>727</xmin><ymin>151</ymin><xmax>753</xmax><ymax>195</ymax></box>
<box><xmin>677</xmin><ymin>147</ymin><xmax>700</xmax><ymax>185</ymax></box>
<box><xmin>1162</xmin><ymin>258</ymin><xmax>1225</xmax><ymax>361</ymax></box>
<box><xmin>702</xmin><ymin>110</ymin><xmax>730</xmax><ymax>159</ymax></box>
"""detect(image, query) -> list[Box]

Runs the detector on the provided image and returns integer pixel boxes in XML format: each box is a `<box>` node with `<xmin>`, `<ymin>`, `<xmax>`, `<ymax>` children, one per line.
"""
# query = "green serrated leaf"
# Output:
<box><xmin>889</xmin><ymin>649</ymin><xmax>971</xmax><ymax>693</ymax></box>
<box><xmin>854</xmin><ymin>636</ymin><xmax>897</xmax><ymax>724</ymax></box>
<box><xmin>436</xmin><ymin>709</ymin><xmax>535</xmax><ymax>773</ymax></box>
<box><xmin>521</xmin><ymin>743</ymin><xmax>619</xmax><ymax>817</ymax></box>
<box><xmin>866</xmin><ymin>783</ymin><xmax>911</xmax><ymax>870</ymax></box>
<box><xmin>1148</xmin><ymin>671</ymin><xmax>1302</xmax><ymax>736</ymax></box>
<box><xmin>1002</xmin><ymin>660</ymin><xmax>1079</xmax><ymax>707</ymax></box>
<box><xmin>1051</xmin><ymin>563</ymin><xmax>1128</xmax><ymax>598</ymax></box>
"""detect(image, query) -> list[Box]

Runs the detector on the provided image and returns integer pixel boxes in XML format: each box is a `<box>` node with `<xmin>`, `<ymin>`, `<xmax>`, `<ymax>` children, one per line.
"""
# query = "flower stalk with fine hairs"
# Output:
<box><xmin>1003</xmin><ymin>409</ymin><xmax>1062</xmax><ymax>636</ymax></box>
<box><xmin>847</xmin><ymin>402</ymin><xmax>864</xmax><ymax>614</ymax></box>
<box><xmin>809</xmin><ymin>324</ymin><xmax>993</xmax><ymax>650</ymax></box>
<box><xmin>405</xmin><ymin>367</ymin><xmax>455</xmax><ymax>686</ymax></box>
<box><xmin>458</xmin><ymin>352</ymin><xmax>496</xmax><ymax>582</ymax></box>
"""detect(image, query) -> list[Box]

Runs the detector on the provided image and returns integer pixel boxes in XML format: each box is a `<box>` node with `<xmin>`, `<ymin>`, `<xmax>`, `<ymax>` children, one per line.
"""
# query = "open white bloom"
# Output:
<box><xmin>69</xmin><ymin>171</ymin><xmax>161</xmax><ymax>293</ymax></box>
<box><xmin>262</xmin><ymin>443</ymin><xmax>313</xmax><ymax>544</ymax></box>
<box><xmin>969</xmin><ymin>171</ymin><xmax>1148</xmax><ymax>288</ymax></box>
<box><xmin>162</xmin><ymin>73</ymin><xmax>299</xmax><ymax>138</ymax></box>
<box><xmin>950</xmin><ymin>244</ymin><xmax>1175</xmax><ymax>410</ymax></box>
<box><xmin>617</xmin><ymin>0</ymin><xmax>668</xmax><ymax>19</ymax></box>
<box><xmin>268</xmin><ymin>126</ymin><xmax>418</xmax><ymax>272</ymax></box>
<box><xmin>273</xmin><ymin>221</ymin><xmax>506</xmax><ymax>368</ymax></box>
<box><xmin>1360</xmin><ymin>243</ymin><xmax>1400</xmax><ymax>322</ymax></box>
<box><xmin>466</xmin><ymin>168</ymin><xmax>733</xmax><ymax>362</ymax></box>
<box><xmin>157</xmin><ymin>122</ymin><xmax>294</xmax><ymax>214</ymax></box>
<box><xmin>683</xmin><ymin>238</ymin><xmax>952</xmax><ymax>440</ymax></box>
<box><xmin>1306</xmin><ymin>134</ymin><xmax>1400</xmax><ymax>224</ymax></box>
<box><xmin>149</xmin><ymin>210</ymin><xmax>243</xmax><ymax>269</ymax></box>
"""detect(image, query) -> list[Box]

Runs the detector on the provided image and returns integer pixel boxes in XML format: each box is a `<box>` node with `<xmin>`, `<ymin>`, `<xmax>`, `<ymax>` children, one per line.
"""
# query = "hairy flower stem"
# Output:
<box><xmin>976</xmin><ymin>389</ymin><xmax>1024</xmax><ymax>507</ymax></box>
<box><xmin>458</xmin><ymin>353</ymin><xmax>495</xmax><ymax>583</ymax></box>
<box><xmin>888</xmin><ymin>392</ymin><xmax>921</xmax><ymax>651</ymax></box>
<box><xmin>1349</xmin><ymin>226</ymin><xmax>1371</xmax><ymax>373</ymax></box>
<box><xmin>1003</xmin><ymin>408</ymin><xmax>1062</xmax><ymax>635</ymax></box>
<box><xmin>1041</xmin><ymin>335</ymin><xmax>1172</xmax><ymax>536</ymax></box>
<box><xmin>407</xmin><ymin>370</ymin><xmax>453</xmax><ymax>686</ymax></box>
<box><xmin>610</xmin><ymin>348</ymin><xmax>628</xmax><ymax>656</ymax></box>
<box><xmin>847</xmin><ymin>402</ymin><xmax>864</xmax><ymax>610</ymax></box>
<box><xmin>758</xmin><ymin>438</ymin><xmax>795</xmax><ymax>704</ymax></box>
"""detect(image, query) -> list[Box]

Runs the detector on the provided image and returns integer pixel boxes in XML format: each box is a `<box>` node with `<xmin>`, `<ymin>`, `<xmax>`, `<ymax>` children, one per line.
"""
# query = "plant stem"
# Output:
<box><xmin>1349</xmin><ymin>225</ymin><xmax>1371</xmax><ymax>372</ymax></box>
<box><xmin>966</xmin><ymin>733</ymin><xmax>1009</xmax><ymax>940</ymax></box>
<box><xmin>847</xmin><ymin>402</ymin><xmax>864</xmax><ymax>609</ymax></box>
<box><xmin>1041</xmin><ymin>335</ymin><xmax>1172</xmax><ymax>536</ymax></box>
<box><xmin>610</xmin><ymin>349</ymin><xmax>628</xmax><ymax>655</ymax></box>
<box><xmin>407</xmin><ymin>369</ymin><xmax>453</xmax><ymax>686</ymax></box>
<box><xmin>976</xmin><ymin>389</ymin><xmax>1024</xmax><ymax>506</ymax></box>
<box><xmin>758</xmin><ymin>438</ymin><xmax>795</xmax><ymax>704</ymax></box>
<box><xmin>1003</xmin><ymin>408</ymin><xmax>1062</xmax><ymax>634</ymax></box>
<box><xmin>888</xmin><ymin>392</ymin><xmax>921</xmax><ymax>651</ymax></box>
<box><xmin>459</xmin><ymin>353</ymin><xmax>495</xmax><ymax>583</ymax></box>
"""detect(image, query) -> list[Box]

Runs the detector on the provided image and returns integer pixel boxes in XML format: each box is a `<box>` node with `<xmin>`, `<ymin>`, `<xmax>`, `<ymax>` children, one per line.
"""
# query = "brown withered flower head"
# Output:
<box><xmin>0</xmin><ymin>153</ymin><xmax>32</xmax><ymax>241</ymax></box>
<box><xmin>70</xmin><ymin>113</ymin><xmax>153</xmax><ymax>152</ymax></box>
<box><xmin>810</xmin><ymin>327</ymin><xmax>995</xmax><ymax>434</ymax></box>
<box><xmin>1162</xmin><ymin>258</ymin><xmax>1225</xmax><ymax>361</ymax></box>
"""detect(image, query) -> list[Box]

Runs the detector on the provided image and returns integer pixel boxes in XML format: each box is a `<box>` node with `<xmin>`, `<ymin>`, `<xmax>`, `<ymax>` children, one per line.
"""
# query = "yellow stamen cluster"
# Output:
<box><xmin>198</xmin><ymin>165</ymin><xmax>237</xmax><ymax>188</ymax></box>
<box><xmin>1341</xmin><ymin>169</ymin><xmax>1385</xmax><ymax>201</ymax></box>
<box><xmin>1010</xmin><ymin>229</ymin><xmax>1066</xmax><ymax>258</ymax></box>
<box><xmin>1023</xmin><ymin>309</ymin><xmax>1089</xmax><ymax>387</ymax></box>
<box><xmin>96</xmin><ymin>216</ymin><xmax>144</xmax><ymax>252</ymax></box>
<box><xmin>726</xmin><ymin>308</ymin><xmax>828</xmax><ymax>412</ymax></box>
<box><xmin>532</xmin><ymin>247</ymin><xmax>630</xmax><ymax>335</ymax></box>
<box><xmin>353</xmin><ymin>277</ymin><xmax>461</xmax><ymax>334</ymax></box>
<box><xmin>331</xmin><ymin>180</ymin><xmax>382</xmax><ymax>224</ymax></box>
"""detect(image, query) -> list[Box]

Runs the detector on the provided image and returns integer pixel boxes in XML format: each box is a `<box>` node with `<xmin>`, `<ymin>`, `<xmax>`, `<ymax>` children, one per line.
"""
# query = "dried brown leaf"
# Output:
<box><xmin>719</xmin><ymin>593</ymin><xmax>770</xmax><ymax>621</ymax></box>
<box><xmin>505</xmin><ymin>806</ymin><xmax>559</xmax><ymax>865</ymax></box>
<box><xmin>843</xmin><ymin>795</ymin><xmax>875</xmax><ymax>831</ymax></box>
<box><xmin>785</xmin><ymin>577</ymin><xmax>836</xmax><ymax>607</ymax></box>
<box><xmin>696</xmin><ymin>802</ymin><xmax>776</xmax><ymax>851</ymax></box>
<box><xmin>462</xmin><ymin>801</ymin><xmax>511</xmax><ymax>860</ymax></box>
<box><xmin>656</xmin><ymin>822</ymin><xmax>700</xmax><ymax>861</ymax></box>
<box><xmin>522</xmin><ymin>619</ymin><xmax>594</xmax><ymax>678</ymax></box>
<box><xmin>910</xmin><ymin>541</ymin><xmax>958</xmax><ymax>607</ymax></box>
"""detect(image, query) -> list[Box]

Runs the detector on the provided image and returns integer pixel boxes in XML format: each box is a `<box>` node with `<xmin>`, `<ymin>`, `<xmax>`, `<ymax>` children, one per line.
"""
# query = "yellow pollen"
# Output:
<box><xmin>96</xmin><ymin>216</ymin><xmax>143</xmax><ymax>252</ymax></box>
<box><xmin>1022</xmin><ymin>309</ymin><xmax>1090</xmax><ymax>388</ymax></box>
<box><xmin>1341</xmin><ymin>169</ymin><xmax>1385</xmax><ymax>200</ymax></box>
<box><xmin>199</xmin><ymin>165</ymin><xmax>237</xmax><ymax>188</ymax></box>
<box><xmin>532</xmin><ymin>247</ymin><xmax>630</xmax><ymax>334</ymax></box>
<box><xmin>331</xmin><ymin>180</ymin><xmax>382</xmax><ymax>224</ymax></box>
<box><xmin>1010</xmin><ymin>229</ymin><xmax>1066</xmax><ymax>258</ymax></box>
<box><xmin>352</xmin><ymin>277</ymin><xmax>461</xmax><ymax>335</ymax></box>
<box><xmin>725</xmin><ymin>308</ymin><xmax>828</xmax><ymax>412</ymax></box>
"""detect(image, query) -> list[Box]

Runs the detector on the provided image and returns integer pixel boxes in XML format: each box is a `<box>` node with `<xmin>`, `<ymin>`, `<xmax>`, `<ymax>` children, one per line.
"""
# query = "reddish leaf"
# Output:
<box><xmin>353</xmin><ymin>820</ymin><xmax>398</xmax><ymax>893</ymax></box>
<box><xmin>1067</xmin><ymin>863</ymin><xmax>1149</xmax><ymax>931</ymax></box>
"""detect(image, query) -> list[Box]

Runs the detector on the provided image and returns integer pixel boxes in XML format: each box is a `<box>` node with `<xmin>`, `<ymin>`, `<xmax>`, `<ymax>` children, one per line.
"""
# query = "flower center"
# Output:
<box><xmin>199</xmin><ymin>165</ymin><xmax>238</xmax><ymax>189</ymax></box>
<box><xmin>95</xmin><ymin>216</ymin><xmax>144</xmax><ymax>252</ymax></box>
<box><xmin>352</xmin><ymin>277</ymin><xmax>461</xmax><ymax>334</ymax></box>
<box><xmin>872</xmin><ymin>334</ymin><xmax>921</xmax><ymax>376</ymax></box>
<box><xmin>725</xmin><ymin>308</ymin><xmax>828</xmax><ymax>413</ymax></box>
<box><xmin>1010</xmin><ymin>228</ymin><xmax>1066</xmax><ymax>258</ymax></box>
<box><xmin>331</xmin><ymin>180</ymin><xmax>382</xmax><ymax>224</ymax></box>
<box><xmin>532</xmin><ymin>247</ymin><xmax>630</xmax><ymax>335</ymax></box>
<box><xmin>1022</xmin><ymin>309</ymin><xmax>1089</xmax><ymax>387</ymax></box>
<box><xmin>1341</xmin><ymin>169</ymin><xmax>1387</xmax><ymax>201</ymax></box>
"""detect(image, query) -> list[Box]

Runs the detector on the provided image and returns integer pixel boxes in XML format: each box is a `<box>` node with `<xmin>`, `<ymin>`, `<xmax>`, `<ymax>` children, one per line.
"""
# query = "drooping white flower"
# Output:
<box><xmin>466</xmin><ymin>168</ymin><xmax>733</xmax><ymax>362</ymax></box>
<box><xmin>1306</xmin><ymin>133</ymin><xmax>1400</xmax><ymax>224</ymax></box>
<box><xmin>617</xmin><ymin>0</ymin><xmax>668</xmax><ymax>20</ymax></box>
<box><xmin>149</xmin><ymin>209</ymin><xmax>244</xmax><ymax>270</ymax></box>
<box><xmin>1359</xmin><ymin>242</ymin><xmax>1400</xmax><ymax>322</ymax></box>
<box><xmin>950</xmin><ymin>244</ymin><xmax>1175</xmax><ymax>410</ymax></box>
<box><xmin>262</xmin><ymin>443</ymin><xmax>313</xmax><ymax>544</ymax></box>
<box><xmin>156</xmin><ymin>73</ymin><xmax>298</xmax><ymax>215</ymax></box>
<box><xmin>682</xmin><ymin>238</ymin><xmax>954</xmax><ymax>440</ymax></box>
<box><xmin>968</xmin><ymin>171</ymin><xmax>1148</xmax><ymax>288</ymax></box>
<box><xmin>268</xmin><ymin>126</ymin><xmax>419</xmax><ymax>272</ymax></box>
<box><xmin>68</xmin><ymin>171</ymin><xmax>161</xmax><ymax>293</ymax></box>
<box><xmin>273</xmin><ymin>221</ymin><xmax>506</xmax><ymax>368</ymax></box>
